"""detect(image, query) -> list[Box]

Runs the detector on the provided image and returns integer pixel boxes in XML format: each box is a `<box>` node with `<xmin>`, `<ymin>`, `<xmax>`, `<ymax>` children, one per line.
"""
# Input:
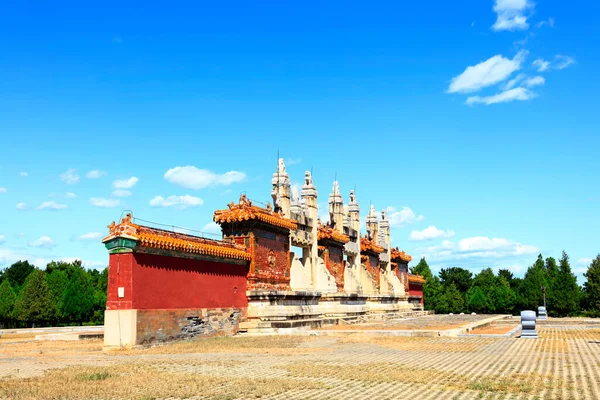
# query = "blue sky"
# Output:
<box><xmin>1</xmin><ymin>1</ymin><xmax>598</xmax><ymax>282</ymax></box>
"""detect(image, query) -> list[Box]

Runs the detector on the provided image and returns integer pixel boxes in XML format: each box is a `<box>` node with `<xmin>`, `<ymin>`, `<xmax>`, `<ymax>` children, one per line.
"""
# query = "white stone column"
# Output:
<box><xmin>271</xmin><ymin>158</ymin><xmax>291</xmax><ymax>218</ymax></box>
<box><xmin>301</xmin><ymin>171</ymin><xmax>319</xmax><ymax>289</ymax></box>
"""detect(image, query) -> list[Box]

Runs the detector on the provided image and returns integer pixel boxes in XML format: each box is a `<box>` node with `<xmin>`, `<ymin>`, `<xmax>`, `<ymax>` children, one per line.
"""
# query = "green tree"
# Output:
<box><xmin>439</xmin><ymin>267</ymin><xmax>472</xmax><ymax>293</ymax></box>
<box><xmin>410</xmin><ymin>258</ymin><xmax>442</xmax><ymax>311</ymax></box>
<box><xmin>13</xmin><ymin>269</ymin><xmax>57</xmax><ymax>326</ymax></box>
<box><xmin>46</xmin><ymin>270</ymin><xmax>69</xmax><ymax>319</ymax></box>
<box><xmin>472</xmin><ymin>268</ymin><xmax>496</xmax><ymax>294</ymax></box>
<box><xmin>45</xmin><ymin>260</ymin><xmax>82</xmax><ymax>279</ymax></box>
<box><xmin>582</xmin><ymin>255</ymin><xmax>600</xmax><ymax>316</ymax></box>
<box><xmin>552</xmin><ymin>251</ymin><xmax>579</xmax><ymax>317</ymax></box>
<box><xmin>490</xmin><ymin>276</ymin><xmax>516</xmax><ymax>314</ymax></box>
<box><xmin>0</xmin><ymin>279</ymin><xmax>17</xmax><ymax>328</ymax></box>
<box><xmin>518</xmin><ymin>254</ymin><xmax>548</xmax><ymax>311</ymax></box>
<box><xmin>467</xmin><ymin>286</ymin><xmax>491</xmax><ymax>313</ymax></box>
<box><xmin>2</xmin><ymin>260</ymin><xmax>35</xmax><ymax>293</ymax></box>
<box><xmin>498</xmin><ymin>269</ymin><xmax>515</xmax><ymax>288</ymax></box>
<box><xmin>438</xmin><ymin>283</ymin><xmax>465</xmax><ymax>313</ymax></box>
<box><xmin>90</xmin><ymin>267</ymin><xmax>108</xmax><ymax>325</ymax></box>
<box><xmin>545</xmin><ymin>257</ymin><xmax>559</xmax><ymax>314</ymax></box>
<box><xmin>62</xmin><ymin>268</ymin><xmax>95</xmax><ymax>324</ymax></box>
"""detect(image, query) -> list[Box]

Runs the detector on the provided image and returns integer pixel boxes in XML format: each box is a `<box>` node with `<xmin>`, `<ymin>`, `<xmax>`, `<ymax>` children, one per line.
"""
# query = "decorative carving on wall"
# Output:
<box><xmin>268</xmin><ymin>249</ymin><xmax>276</xmax><ymax>269</ymax></box>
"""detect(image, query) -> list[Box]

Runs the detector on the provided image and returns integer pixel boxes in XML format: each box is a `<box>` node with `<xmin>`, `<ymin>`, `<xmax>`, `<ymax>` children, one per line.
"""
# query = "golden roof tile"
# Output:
<box><xmin>103</xmin><ymin>213</ymin><xmax>251</xmax><ymax>261</ymax></box>
<box><xmin>408</xmin><ymin>274</ymin><xmax>425</xmax><ymax>284</ymax></box>
<box><xmin>317</xmin><ymin>222</ymin><xmax>350</xmax><ymax>244</ymax></box>
<box><xmin>360</xmin><ymin>235</ymin><xmax>385</xmax><ymax>254</ymax></box>
<box><xmin>391</xmin><ymin>247</ymin><xmax>413</xmax><ymax>263</ymax></box>
<box><xmin>214</xmin><ymin>194</ymin><xmax>298</xmax><ymax>231</ymax></box>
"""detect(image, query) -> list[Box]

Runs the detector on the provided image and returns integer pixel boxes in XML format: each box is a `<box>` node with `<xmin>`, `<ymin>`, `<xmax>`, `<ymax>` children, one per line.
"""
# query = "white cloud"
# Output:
<box><xmin>523</xmin><ymin>76</ymin><xmax>545</xmax><ymax>87</ymax></box>
<box><xmin>536</xmin><ymin>17</ymin><xmax>555</xmax><ymax>28</ymax></box>
<box><xmin>29</xmin><ymin>236</ymin><xmax>56</xmax><ymax>249</ymax></box>
<box><xmin>16</xmin><ymin>202</ymin><xmax>28</xmax><ymax>210</ymax></box>
<box><xmin>417</xmin><ymin>236</ymin><xmax>539</xmax><ymax>268</ymax></box>
<box><xmin>86</xmin><ymin>170</ymin><xmax>107</xmax><ymax>179</ymax></box>
<box><xmin>385</xmin><ymin>206</ymin><xmax>425</xmax><ymax>227</ymax></box>
<box><xmin>149</xmin><ymin>195</ymin><xmax>204</xmax><ymax>209</ymax></box>
<box><xmin>65</xmin><ymin>192</ymin><xmax>77</xmax><ymax>198</ymax></box>
<box><xmin>505</xmin><ymin>74</ymin><xmax>544</xmax><ymax>90</ymax></box>
<box><xmin>0</xmin><ymin>235</ymin><xmax>5</xmax><ymax>244</ymax></box>
<box><xmin>286</xmin><ymin>158</ymin><xmax>302</xmax><ymax>166</ymax></box>
<box><xmin>201</xmin><ymin>222</ymin><xmax>222</xmax><ymax>237</ymax></box>
<box><xmin>457</xmin><ymin>236</ymin><xmax>539</xmax><ymax>255</ymax></box>
<box><xmin>38</xmin><ymin>201</ymin><xmax>68</xmax><ymax>211</ymax></box>
<box><xmin>0</xmin><ymin>187</ymin><xmax>6</xmax><ymax>193</ymax></box>
<box><xmin>409</xmin><ymin>226</ymin><xmax>455</xmax><ymax>241</ymax></box>
<box><xmin>504</xmin><ymin>73</ymin><xmax>526</xmax><ymax>90</ymax></box>
<box><xmin>19</xmin><ymin>172</ymin><xmax>28</xmax><ymax>177</ymax></box>
<box><xmin>60</xmin><ymin>168</ymin><xmax>79</xmax><ymax>184</ymax></box>
<box><xmin>448</xmin><ymin>50</ymin><xmax>527</xmax><ymax>93</ymax></box>
<box><xmin>577</xmin><ymin>257</ymin><xmax>593</xmax><ymax>266</ymax></box>
<box><xmin>491</xmin><ymin>0</ymin><xmax>533</xmax><ymax>31</ymax></box>
<box><xmin>164</xmin><ymin>166</ymin><xmax>246</xmax><ymax>190</ymax></box>
<box><xmin>466</xmin><ymin>87</ymin><xmax>535</xmax><ymax>105</ymax></box>
<box><xmin>77</xmin><ymin>232</ymin><xmax>102</xmax><ymax>241</ymax></box>
<box><xmin>533</xmin><ymin>58</ymin><xmax>550</xmax><ymax>72</ymax></box>
<box><xmin>113</xmin><ymin>176</ymin><xmax>139</xmax><ymax>189</ymax></box>
<box><xmin>89</xmin><ymin>197</ymin><xmax>121</xmax><ymax>208</ymax></box>
<box><xmin>112</xmin><ymin>189</ymin><xmax>132</xmax><ymax>197</ymax></box>
<box><xmin>555</xmin><ymin>55</ymin><xmax>575</xmax><ymax>70</ymax></box>
<box><xmin>533</xmin><ymin>56</ymin><xmax>575</xmax><ymax>72</ymax></box>
<box><xmin>0</xmin><ymin>248</ymin><xmax>51</xmax><ymax>269</ymax></box>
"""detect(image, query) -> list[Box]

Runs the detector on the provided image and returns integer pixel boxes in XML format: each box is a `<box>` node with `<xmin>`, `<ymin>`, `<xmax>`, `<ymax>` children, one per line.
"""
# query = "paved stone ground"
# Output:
<box><xmin>1</xmin><ymin>319</ymin><xmax>600</xmax><ymax>399</ymax></box>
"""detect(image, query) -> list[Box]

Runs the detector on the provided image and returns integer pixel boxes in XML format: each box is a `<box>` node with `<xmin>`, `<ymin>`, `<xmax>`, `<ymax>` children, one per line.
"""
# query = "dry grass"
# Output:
<box><xmin>0</xmin><ymin>339</ymin><xmax>103</xmax><ymax>358</ymax></box>
<box><xmin>539</xmin><ymin>328</ymin><xmax>600</xmax><ymax>340</ymax></box>
<box><xmin>323</xmin><ymin>322</ymin><xmax>471</xmax><ymax>331</ymax></box>
<box><xmin>0</xmin><ymin>333</ymin><xmax>37</xmax><ymax>342</ymax></box>
<box><xmin>535</xmin><ymin>338</ymin><xmax>570</xmax><ymax>353</ymax></box>
<box><xmin>467</xmin><ymin>325</ymin><xmax>517</xmax><ymax>335</ymax></box>
<box><xmin>0</xmin><ymin>362</ymin><xmax>326</xmax><ymax>400</ymax></box>
<box><xmin>339</xmin><ymin>334</ymin><xmax>493</xmax><ymax>352</ymax></box>
<box><xmin>285</xmin><ymin>362</ymin><xmax>562</xmax><ymax>395</ymax></box>
<box><xmin>117</xmin><ymin>335</ymin><xmax>324</xmax><ymax>356</ymax></box>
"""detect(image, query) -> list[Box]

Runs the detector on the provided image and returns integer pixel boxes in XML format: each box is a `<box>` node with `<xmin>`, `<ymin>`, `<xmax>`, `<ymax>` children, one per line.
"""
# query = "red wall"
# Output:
<box><xmin>106</xmin><ymin>253</ymin><xmax>133</xmax><ymax>310</ymax></box>
<box><xmin>107</xmin><ymin>252</ymin><xmax>248</xmax><ymax>310</ymax></box>
<box><xmin>252</xmin><ymin>230</ymin><xmax>290</xmax><ymax>288</ymax></box>
<box><xmin>409</xmin><ymin>282</ymin><xmax>424</xmax><ymax>304</ymax></box>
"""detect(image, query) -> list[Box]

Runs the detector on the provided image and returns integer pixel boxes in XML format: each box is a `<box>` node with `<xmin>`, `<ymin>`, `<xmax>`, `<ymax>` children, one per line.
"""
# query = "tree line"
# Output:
<box><xmin>0</xmin><ymin>260</ymin><xmax>107</xmax><ymax>328</ymax></box>
<box><xmin>410</xmin><ymin>252</ymin><xmax>600</xmax><ymax>317</ymax></box>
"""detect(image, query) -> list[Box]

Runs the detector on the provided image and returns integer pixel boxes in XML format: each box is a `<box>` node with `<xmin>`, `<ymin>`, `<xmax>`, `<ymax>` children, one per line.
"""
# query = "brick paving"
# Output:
<box><xmin>1</xmin><ymin>321</ymin><xmax>600</xmax><ymax>399</ymax></box>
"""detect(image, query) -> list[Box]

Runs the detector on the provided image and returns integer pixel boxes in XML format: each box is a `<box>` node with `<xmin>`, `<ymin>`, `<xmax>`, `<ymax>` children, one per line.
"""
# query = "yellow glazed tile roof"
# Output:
<box><xmin>408</xmin><ymin>274</ymin><xmax>425</xmax><ymax>284</ymax></box>
<box><xmin>103</xmin><ymin>214</ymin><xmax>251</xmax><ymax>261</ymax></box>
<box><xmin>360</xmin><ymin>235</ymin><xmax>385</xmax><ymax>254</ymax></box>
<box><xmin>391</xmin><ymin>247</ymin><xmax>413</xmax><ymax>263</ymax></box>
<box><xmin>317</xmin><ymin>223</ymin><xmax>350</xmax><ymax>244</ymax></box>
<box><xmin>214</xmin><ymin>194</ymin><xmax>298</xmax><ymax>231</ymax></box>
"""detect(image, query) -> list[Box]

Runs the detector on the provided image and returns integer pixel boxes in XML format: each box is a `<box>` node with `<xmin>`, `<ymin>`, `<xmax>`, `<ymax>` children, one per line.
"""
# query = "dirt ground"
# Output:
<box><xmin>322</xmin><ymin>313</ymin><xmax>500</xmax><ymax>331</ymax></box>
<box><xmin>1</xmin><ymin>320</ymin><xmax>599</xmax><ymax>399</ymax></box>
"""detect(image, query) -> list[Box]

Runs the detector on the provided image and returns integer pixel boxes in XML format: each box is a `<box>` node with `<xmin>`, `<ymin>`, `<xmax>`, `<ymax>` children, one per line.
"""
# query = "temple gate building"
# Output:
<box><xmin>102</xmin><ymin>160</ymin><xmax>425</xmax><ymax>348</ymax></box>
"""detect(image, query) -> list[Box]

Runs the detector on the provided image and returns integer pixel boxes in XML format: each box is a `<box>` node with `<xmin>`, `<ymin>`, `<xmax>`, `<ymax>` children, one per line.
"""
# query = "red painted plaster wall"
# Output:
<box><xmin>132</xmin><ymin>253</ymin><xmax>248</xmax><ymax>310</ymax></box>
<box><xmin>409</xmin><ymin>282</ymin><xmax>424</xmax><ymax>304</ymax></box>
<box><xmin>251</xmin><ymin>230</ymin><xmax>290</xmax><ymax>288</ymax></box>
<box><xmin>107</xmin><ymin>252</ymin><xmax>248</xmax><ymax>310</ymax></box>
<box><xmin>106</xmin><ymin>253</ymin><xmax>133</xmax><ymax>310</ymax></box>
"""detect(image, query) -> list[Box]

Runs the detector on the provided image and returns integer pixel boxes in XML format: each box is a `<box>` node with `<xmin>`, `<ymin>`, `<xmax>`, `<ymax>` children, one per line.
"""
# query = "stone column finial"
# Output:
<box><xmin>271</xmin><ymin>158</ymin><xmax>291</xmax><ymax>218</ymax></box>
<box><xmin>328</xmin><ymin>181</ymin><xmax>344</xmax><ymax>233</ymax></box>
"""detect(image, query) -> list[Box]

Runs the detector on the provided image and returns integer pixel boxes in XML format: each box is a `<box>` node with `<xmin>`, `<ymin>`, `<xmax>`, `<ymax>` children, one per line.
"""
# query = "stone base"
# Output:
<box><xmin>104</xmin><ymin>307</ymin><xmax>244</xmax><ymax>349</ymax></box>
<box><xmin>240</xmin><ymin>290</ymin><xmax>415</xmax><ymax>333</ymax></box>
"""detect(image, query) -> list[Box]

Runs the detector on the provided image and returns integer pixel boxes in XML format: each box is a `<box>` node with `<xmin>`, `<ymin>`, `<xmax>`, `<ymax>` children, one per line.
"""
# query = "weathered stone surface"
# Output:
<box><xmin>136</xmin><ymin>308</ymin><xmax>243</xmax><ymax>345</ymax></box>
<box><xmin>520</xmin><ymin>310</ymin><xmax>538</xmax><ymax>338</ymax></box>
